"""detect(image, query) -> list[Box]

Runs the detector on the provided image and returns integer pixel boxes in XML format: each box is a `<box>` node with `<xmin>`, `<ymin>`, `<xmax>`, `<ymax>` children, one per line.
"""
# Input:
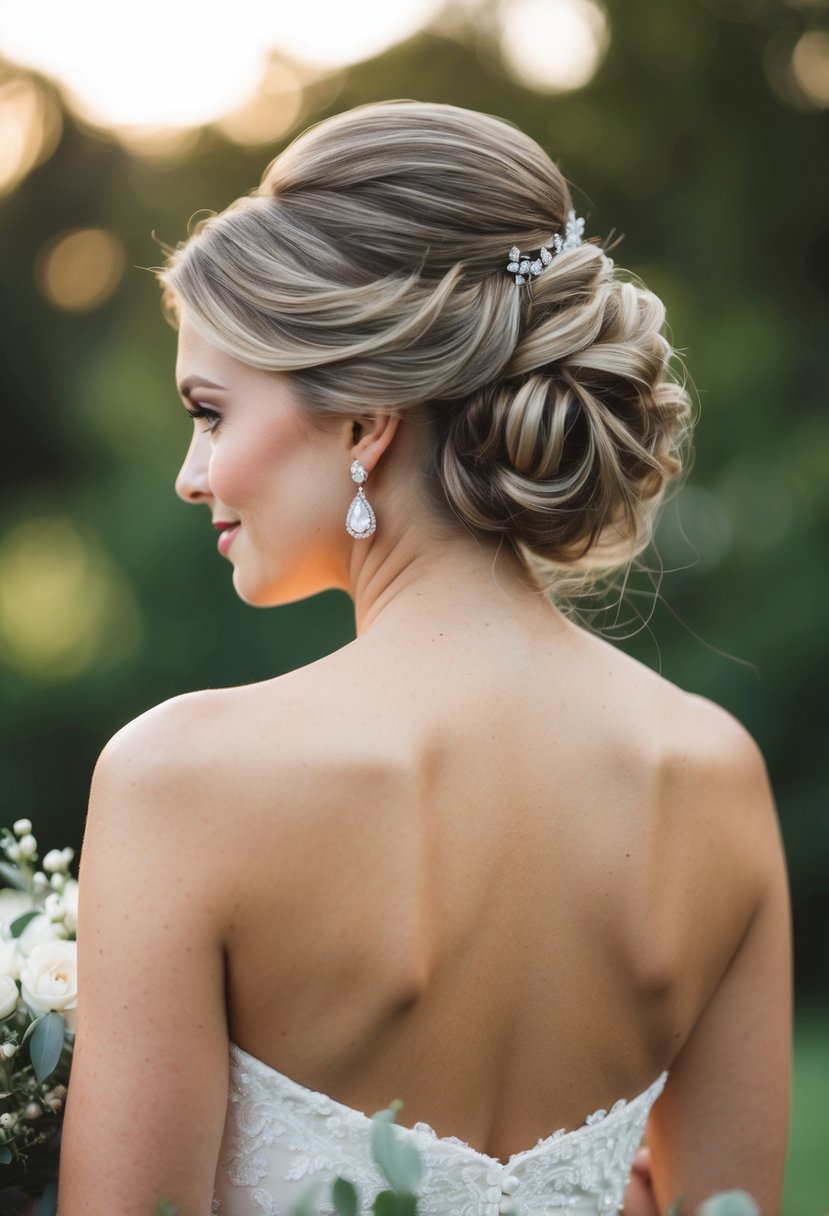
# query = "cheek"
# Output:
<box><xmin>207</xmin><ymin>440</ymin><xmax>261</xmax><ymax>508</ymax></box>
<box><xmin>207</xmin><ymin>418</ymin><xmax>311</xmax><ymax>511</ymax></box>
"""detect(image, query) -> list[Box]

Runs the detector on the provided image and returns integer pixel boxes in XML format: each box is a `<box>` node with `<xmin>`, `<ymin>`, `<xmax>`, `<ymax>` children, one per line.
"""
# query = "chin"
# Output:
<box><xmin>230</xmin><ymin>567</ymin><xmax>320</xmax><ymax>609</ymax></box>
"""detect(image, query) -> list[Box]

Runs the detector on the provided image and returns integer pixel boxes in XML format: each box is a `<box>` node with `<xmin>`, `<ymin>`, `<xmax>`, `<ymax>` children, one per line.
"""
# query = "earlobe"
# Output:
<box><xmin>350</xmin><ymin>411</ymin><xmax>400</xmax><ymax>474</ymax></box>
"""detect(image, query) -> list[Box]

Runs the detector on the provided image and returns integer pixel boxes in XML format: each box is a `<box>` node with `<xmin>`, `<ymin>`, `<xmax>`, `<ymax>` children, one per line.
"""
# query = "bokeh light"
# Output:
<box><xmin>498</xmin><ymin>0</ymin><xmax>609</xmax><ymax>93</ymax></box>
<box><xmin>216</xmin><ymin>58</ymin><xmax>304</xmax><ymax>147</ymax></box>
<box><xmin>0</xmin><ymin>517</ymin><xmax>143</xmax><ymax>680</ymax></box>
<box><xmin>0</xmin><ymin>0</ymin><xmax>442</xmax><ymax>139</ymax></box>
<box><xmin>35</xmin><ymin>228</ymin><xmax>126</xmax><ymax>312</ymax></box>
<box><xmin>791</xmin><ymin>30</ymin><xmax>829</xmax><ymax>108</ymax></box>
<box><xmin>0</xmin><ymin>73</ymin><xmax>62</xmax><ymax>197</ymax></box>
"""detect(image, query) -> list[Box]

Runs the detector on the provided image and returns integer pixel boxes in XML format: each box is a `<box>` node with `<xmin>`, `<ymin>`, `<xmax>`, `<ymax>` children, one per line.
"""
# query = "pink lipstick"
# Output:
<box><xmin>213</xmin><ymin>521</ymin><xmax>240</xmax><ymax>557</ymax></box>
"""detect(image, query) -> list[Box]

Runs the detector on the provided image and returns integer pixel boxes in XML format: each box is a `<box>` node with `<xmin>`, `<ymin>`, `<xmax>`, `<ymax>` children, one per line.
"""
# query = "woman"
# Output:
<box><xmin>57</xmin><ymin>101</ymin><xmax>791</xmax><ymax>1215</ymax></box>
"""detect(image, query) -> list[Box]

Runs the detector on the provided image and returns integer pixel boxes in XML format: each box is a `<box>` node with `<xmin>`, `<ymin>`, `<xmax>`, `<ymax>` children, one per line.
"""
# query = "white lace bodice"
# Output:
<box><xmin>211</xmin><ymin>1043</ymin><xmax>668</xmax><ymax>1216</ymax></box>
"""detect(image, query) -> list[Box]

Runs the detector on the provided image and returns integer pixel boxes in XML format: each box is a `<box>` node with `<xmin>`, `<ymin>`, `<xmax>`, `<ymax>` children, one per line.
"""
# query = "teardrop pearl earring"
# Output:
<box><xmin>345</xmin><ymin>459</ymin><xmax>377</xmax><ymax>539</ymax></box>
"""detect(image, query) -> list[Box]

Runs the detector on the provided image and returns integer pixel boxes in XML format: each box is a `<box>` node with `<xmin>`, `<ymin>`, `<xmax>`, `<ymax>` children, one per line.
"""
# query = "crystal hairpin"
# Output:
<box><xmin>506</xmin><ymin>208</ymin><xmax>586</xmax><ymax>286</ymax></box>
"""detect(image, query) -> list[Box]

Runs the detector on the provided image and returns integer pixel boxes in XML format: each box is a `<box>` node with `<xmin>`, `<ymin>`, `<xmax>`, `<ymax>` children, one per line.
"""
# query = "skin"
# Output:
<box><xmin>57</xmin><ymin>312</ymin><xmax>792</xmax><ymax>1215</ymax></box>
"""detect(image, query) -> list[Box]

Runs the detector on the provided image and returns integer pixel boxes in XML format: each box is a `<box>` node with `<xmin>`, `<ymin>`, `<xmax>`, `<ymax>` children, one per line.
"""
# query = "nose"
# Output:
<box><xmin>175</xmin><ymin>429</ymin><xmax>212</xmax><ymax>505</ymax></box>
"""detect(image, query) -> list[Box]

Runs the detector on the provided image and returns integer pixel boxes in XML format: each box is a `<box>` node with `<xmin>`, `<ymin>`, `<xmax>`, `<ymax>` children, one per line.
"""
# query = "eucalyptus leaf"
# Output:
<box><xmin>332</xmin><ymin>1176</ymin><xmax>359</xmax><ymax>1216</ymax></box>
<box><xmin>0</xmin><ymin>863</ymin><xmax>27</xmax><ymax>893</ymax></box>
<box><xmin>9</xmin><ymin>909</ymin><xmax>40</xmax><ymax>938</ymax></box>
<box><xmin>30</xmin><ymin>1011</ymin><xmax>65</xmax><ymax>1083</ymax></box>
<box><xmin>371</xmin><ymin>1191</ymin><xmax>400</xmax><ymax>1216</ymax></box>
<box><xmin>34</xmin><ymin>1181</ymin><xmax>58</xmax><ymax>1216</ymax></box>
<box><xmin>0</xmin><ymin>1147</ymin><xmax>10</xmax><ymax>1164</ymax></box>
<box><xmin>21</xmin><ymin>1014</ymin><xmax>44</xmax><ymax>1047</ymax></box>
<box><xmin>699</xmin><ymin>1193</ymin><xmax>760</xmax><ymax>1216</ymax></box>
<box><xmin>370</xmin><ymin>1106</ymin><xmax>424</xmax><ymax>1193</ymax></box>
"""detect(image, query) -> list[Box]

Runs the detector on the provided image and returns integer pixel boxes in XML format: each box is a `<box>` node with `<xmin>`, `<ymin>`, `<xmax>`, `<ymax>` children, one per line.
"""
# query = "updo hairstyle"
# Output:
<box><xmin>158</xmin><ymin>100</ymin><xmax>694</xmax><ymax>601</ymax></box>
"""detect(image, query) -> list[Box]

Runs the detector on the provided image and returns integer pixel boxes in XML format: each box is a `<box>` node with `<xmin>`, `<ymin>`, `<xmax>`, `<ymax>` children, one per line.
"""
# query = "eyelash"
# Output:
<box><xmin>185</xmin><ymin>404</ymin><xmax>222</xmax><ymax>433</ymax></box>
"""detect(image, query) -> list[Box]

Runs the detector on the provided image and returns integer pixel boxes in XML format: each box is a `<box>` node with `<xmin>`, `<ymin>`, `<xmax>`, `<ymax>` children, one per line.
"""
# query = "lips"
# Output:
<box><xmin>213</xmin><ymin>521</ymin><xmax>240</xmax><ymax>557</ymax></box>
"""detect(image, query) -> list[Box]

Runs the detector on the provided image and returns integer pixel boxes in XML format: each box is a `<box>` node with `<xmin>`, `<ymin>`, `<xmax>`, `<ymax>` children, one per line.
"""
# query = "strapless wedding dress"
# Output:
<box><xmin>211</xmin><ymin>1042</ymin><xmax>668</xmax><ymax>1216</ymax></box>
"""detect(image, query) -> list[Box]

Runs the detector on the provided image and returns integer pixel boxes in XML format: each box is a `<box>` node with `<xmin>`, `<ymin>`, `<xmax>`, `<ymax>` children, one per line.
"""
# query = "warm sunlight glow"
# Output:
<box><xmin>0</xmin><ymin>0</ymin><xmax>442</xmax><ymax>137</ymax></box>
<box><xmin>35</xmin><ymin>228</ymin><xmax>126</xmax><ymax>312</ymax></box>
<box><xmin>0</xmin><ymin>517</ymin><xmax>142</xmax><ymax>680</ymax></box>
<box><xmin>498</xmin><ymin>0</ymin><xmax>609</xmax><ymax>93</ymax></box>
<box><xmin>0</xmin><ymin>74</ymin><xmax>62</xmax><ymax>198</ymax></box>
<box><xmin>791</xmin><ymin>30</ymin><xmax>829</xmax><ymax>107</ymax></box>
<box><xmin>216</xmin><ymin>59</ymin><xmax>304</xmax><ymax>147</ymax></box>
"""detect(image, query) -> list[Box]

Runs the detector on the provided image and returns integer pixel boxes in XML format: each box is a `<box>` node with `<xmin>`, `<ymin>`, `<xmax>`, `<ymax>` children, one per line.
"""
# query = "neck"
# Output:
<box><xmin>347</xmin><ymin>522</ymin><xmax>565</xmax><ymax>642</ymax></box>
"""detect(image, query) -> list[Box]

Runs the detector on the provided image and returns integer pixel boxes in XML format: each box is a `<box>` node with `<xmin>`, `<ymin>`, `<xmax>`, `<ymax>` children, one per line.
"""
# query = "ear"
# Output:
<box><xmin>349</xmin><ymin>412</ymin><xmax>400</xmax><ymax>474</ymax></box>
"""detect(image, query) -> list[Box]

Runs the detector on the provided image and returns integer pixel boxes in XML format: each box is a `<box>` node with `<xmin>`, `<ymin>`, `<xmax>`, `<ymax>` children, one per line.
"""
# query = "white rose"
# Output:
<box><xmin>61</xmin><ymin>879</ymin><xmax>79</xmax><ymax>934</ymax></box>
<box><xmin>0</xmin><ymin>938</ymin><xmax>18</xmax><ymax>979</ymax></box>
<box><xmin>0</xmin><ymin>889</ymin><xmax>35</xmax><ymax>934</ymax></box>
<box><xmin>0</xmin><ymin>974</ymin><xmax>19</xmax><ymax>1020</ymax></box>
<box><xmin>19</xmin><ymin>940</ymin><xmax>77</xmax><ymax>1032</ymax></box>
<box><xmin>13</xmin><ymin>819</ymin><xmax>32</xmax><ymax>837</ymax></box>
<box><xmin>17</xmin><ymin>912</ymin><xmax>63</xmax><ymax>956</ymax></box>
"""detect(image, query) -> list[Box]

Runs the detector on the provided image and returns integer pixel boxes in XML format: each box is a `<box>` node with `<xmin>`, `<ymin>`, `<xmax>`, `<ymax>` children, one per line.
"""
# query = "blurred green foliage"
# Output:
<box><xmin>0</xmin><ymin>0</ymin><xmax>827</xmax><ymax>1203</ymax></box>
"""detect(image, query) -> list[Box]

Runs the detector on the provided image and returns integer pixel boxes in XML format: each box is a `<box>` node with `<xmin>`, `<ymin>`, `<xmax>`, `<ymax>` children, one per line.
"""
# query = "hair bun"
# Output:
<box><xmin>436</xmin><ymin>242</ymin><xmax>693</xmax><ymax>582</ymax></box>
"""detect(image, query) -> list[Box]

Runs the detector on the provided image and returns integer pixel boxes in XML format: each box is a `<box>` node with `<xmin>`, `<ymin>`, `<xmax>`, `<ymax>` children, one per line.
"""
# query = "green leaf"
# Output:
<box><xmin>0</xmin><ymin>863</ymin><xmax>27</xmax><ymax>893</ymax></box>
<box><xmin>371</xmin><ymin>1191</ymin><xmax>417</xmax><ymax>1216</ymax></box>
<box><xmin>699</xmin><ymin>1193</ymin><xmax>760</xmax><ymax>1216</ymax></box>
<box><xmin>34</xmin><ymin>1181</ymin><xmax>58</xmax><ymax>1216</ymax></box>
<box><xmin>29</xmin><ymin>1011</ymin><xmax>65</xmax><ymax>1083</ymax></box>
<box><xmin>370</xmin><ymin>1106</ymin><xmax>424</xmax><ymax>1193</ymax></box>
<box><xmin>21</xmin><ymin>1013</ymin><xmax>44</xmax><ymax>1047</ymax></box>
<box><xmin>332</xmin><ymin>1177</ymin><xmax>359</xmax><ymax>1216</ymax></box>
<box><xmin>9</xmin><ymin>909</ymin><xmax>40</xmax><ymax>938</ymax></box>
<box><xmin>371</xmin><ymin>1191</ymin><xmax>398</xmax><ymax>1216</ymax></box>
<box><xmin>0</xmin><ymin>1147</ymin><xmax>10</xmax><ymax>1164</ymax></box>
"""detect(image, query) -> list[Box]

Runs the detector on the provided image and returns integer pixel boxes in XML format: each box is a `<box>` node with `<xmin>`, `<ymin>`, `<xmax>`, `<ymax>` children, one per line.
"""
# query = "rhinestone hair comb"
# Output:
<box><xmin>506</xmin><ymin>209</ymin><xmax>586</xmax><ymax>285</ymax></box>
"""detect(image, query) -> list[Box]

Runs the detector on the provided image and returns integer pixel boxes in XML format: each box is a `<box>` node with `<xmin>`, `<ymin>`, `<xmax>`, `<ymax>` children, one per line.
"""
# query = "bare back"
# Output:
<box><xmin>205</xmin><ymin>613</ymin><xmax>760</xmax><ymax>1164</ymax></box>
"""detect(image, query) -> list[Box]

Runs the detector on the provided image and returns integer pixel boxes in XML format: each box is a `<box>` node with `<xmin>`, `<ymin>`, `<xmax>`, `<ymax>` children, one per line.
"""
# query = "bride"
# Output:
<box><xmin>56</xmin><ymin>101</ymin><xmax>791</xmax><ymax>1215</ymax></box>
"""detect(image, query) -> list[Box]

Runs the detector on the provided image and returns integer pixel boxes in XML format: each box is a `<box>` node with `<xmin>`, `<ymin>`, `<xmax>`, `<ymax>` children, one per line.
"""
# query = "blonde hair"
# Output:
<box><xmin>158</xmin><ymin>100</ymin><xmax>694</xmax><ymax>604</ymax></box>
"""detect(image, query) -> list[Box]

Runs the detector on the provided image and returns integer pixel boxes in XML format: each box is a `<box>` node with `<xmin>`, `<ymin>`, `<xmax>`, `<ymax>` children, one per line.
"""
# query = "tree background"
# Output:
<box><xmin>0</xmin><ymin>0</ymin><xmax>826</xmax><ymax>1209</ymax></box>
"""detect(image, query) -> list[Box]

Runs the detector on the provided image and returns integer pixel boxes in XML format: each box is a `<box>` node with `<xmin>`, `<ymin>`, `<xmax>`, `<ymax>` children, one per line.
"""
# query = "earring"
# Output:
<box><xmin>345</xmin><ymin>459</ymin><xmax>377</xmax><ymax>539</ymax></box>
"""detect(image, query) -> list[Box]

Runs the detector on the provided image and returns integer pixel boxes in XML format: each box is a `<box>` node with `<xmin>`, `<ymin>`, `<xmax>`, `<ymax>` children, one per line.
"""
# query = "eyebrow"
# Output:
<box><xmin>178</xmin><ymin>376</ymin><xmax>228</xmax><ymax>399</ymax></box>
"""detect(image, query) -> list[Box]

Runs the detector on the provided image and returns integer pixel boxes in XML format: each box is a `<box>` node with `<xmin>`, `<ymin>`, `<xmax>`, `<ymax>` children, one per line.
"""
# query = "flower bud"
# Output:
<box><xmin>45</xmin><ymin>1096</ymin><xmax>63</xmax><ymax>1112</ymax></box>
<box><xmin>17</xmin><ymin>834</ymin><xmax>37</xmax><ymax>860</ymax></box>
<box><xmin>13</xmin><ymin>819</ymin><xmax>32</xmax><ymax>837</ymax></box>
<box><xmin>50</xmin><ymin>873</ymin><xmax>65</xmax><ymax>892</ymax></box>
<box><xmin>45</xmin><ymin>893</ymin><xmax>64</xmax><ymax>922</ymax></box>
<box><xmin>42</xmin><ymin>850</ymin><xmax>65</xmax><ymax>874</ymax></box>
<box><xmin>61</xmin><ymin>847</ymin><xmax>75</xmax><ymax>867</ymax></box>
<box><xmin>1</xmin><ymin>1042</ymin><xmax>17</xmax><ymax>1059</ymax></box>
<box><xmin>24</xmin><ymin>1103</ymin><xmax>41</xmax><ymax>1120</ymax></box>
<box><xmin>0</xmin><ymin>1112</ymin><xmax>15</xmax><ymax>1129</ymax></box>
<box><xmin>32</xmin><ymin>871</ymin><xmax>50</xmax><ymax>894</ymax></box>
<box><xmin>5</xmin><ymin>844</ymin><xmax>21</xmax><ymax>863</ymax></box>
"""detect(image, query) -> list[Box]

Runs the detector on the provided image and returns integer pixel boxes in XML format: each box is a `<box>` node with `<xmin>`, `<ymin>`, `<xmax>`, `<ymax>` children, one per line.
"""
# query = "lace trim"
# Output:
<box><xmin>214</xmin><ymin>1044</ymin><xmax>669</xmax><ymax>1216</ymax></box>
<box><xmin>228</xmin><ymin>1042</ymin><xmax>668</xmax><ymax>1166</ymax></box>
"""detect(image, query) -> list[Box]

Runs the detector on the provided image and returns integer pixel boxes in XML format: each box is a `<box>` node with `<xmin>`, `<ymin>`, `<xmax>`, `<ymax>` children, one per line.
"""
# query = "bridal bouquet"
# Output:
<box><xmin>0</xmin><ymin>819</ymin><xmax>77</xmax><ymax>1215</ymax></box>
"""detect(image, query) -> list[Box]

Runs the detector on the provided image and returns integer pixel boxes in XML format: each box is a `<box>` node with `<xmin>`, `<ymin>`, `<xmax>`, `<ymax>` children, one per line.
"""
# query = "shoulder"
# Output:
<box><xmin>661</xmin><ymin>690</ymin><xmax>777</xmax><ymax>834</ymax></box>
<box><xmin>88</xmin><ymin>664</ymin><xmax>403</xmax><ymax>863</ymax></box>
<box><xmin>654</xmin><ymin>689</ymin><xmax>785</xmax><ymax>932</ymax></box>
